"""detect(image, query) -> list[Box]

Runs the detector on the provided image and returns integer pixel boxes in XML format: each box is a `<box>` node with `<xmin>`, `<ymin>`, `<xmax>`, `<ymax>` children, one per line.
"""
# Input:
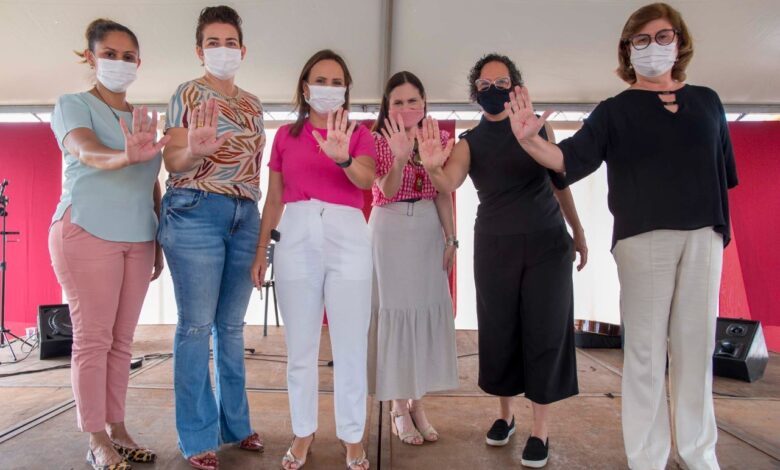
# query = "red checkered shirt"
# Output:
<box><xmin>371</xmin><ymin>129</ymin><xmax>451</xmax><ymax>206</ymax></box>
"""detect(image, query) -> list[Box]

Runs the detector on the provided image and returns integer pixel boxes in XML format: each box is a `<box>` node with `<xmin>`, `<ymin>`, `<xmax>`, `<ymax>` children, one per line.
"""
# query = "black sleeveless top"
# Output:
<box><xmin>461</xmin><ymin>117</ymin><xmax>566</xmax><ymax>235</ymax></box>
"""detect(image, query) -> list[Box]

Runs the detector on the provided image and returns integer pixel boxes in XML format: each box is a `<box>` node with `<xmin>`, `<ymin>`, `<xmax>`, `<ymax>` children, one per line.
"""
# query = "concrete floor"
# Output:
<box><xmin>0</xmin><ymin>325</ymin><xmax>778</xmax><ymax>469</ymax></box>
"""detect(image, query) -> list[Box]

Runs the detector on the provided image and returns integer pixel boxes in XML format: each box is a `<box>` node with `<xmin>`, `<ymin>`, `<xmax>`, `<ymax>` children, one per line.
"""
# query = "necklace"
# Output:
<box><xmin>93</xmin><ymin>86</ymin><xmax>131</xmax><ymax>122</ymax></box>
<box><xmin>203</xmin><ymin>77</ymin><xmax>241</xmax><ymax>112</ymax></box>
<box><xmin>409</xmin><ymin>140</ymin><xmax>425</xmax><ymax>192</ymax></box>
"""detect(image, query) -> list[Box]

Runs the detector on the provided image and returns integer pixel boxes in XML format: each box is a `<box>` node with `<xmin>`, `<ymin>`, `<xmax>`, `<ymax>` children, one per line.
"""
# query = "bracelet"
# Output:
<box><xmin>445</xmin><ymin>236</ymin><xmax>459</xmax><ymax>249</ymax></box>
<box><xmin>336</xmin><ymin>155</ymin><xmax>353</xmax><ymax>168</ymax></box>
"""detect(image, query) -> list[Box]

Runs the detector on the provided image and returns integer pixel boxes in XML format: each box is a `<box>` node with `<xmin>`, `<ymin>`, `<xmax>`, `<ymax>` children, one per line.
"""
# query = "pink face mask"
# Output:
<box><xmin>390</xmin><ymin>109</ymin><xmax>425</xmax><ymax>129</ymax></box>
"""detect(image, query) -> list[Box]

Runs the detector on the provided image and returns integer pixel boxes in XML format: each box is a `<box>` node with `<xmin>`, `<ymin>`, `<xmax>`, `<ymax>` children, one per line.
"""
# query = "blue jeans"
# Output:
<box><xmin>158</xmin><ymin>188</ymin><xmax>260</xmax><ymax>458</ymax></box>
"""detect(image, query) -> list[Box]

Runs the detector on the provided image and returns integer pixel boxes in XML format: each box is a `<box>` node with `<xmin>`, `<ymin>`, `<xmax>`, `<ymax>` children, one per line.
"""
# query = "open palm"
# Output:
<box><xmin>380</xmin><ymin>114</ymin><xmax>413</xmax><ymax>162</ymax></box>
<box><xmin>505</xmin><ymin>85</ymin><xmax>553</xmax><ymax>143</ymax></box>
<box><xmin>416</xmin><ymin>117</ymin><xmax>454</xmax><ymax>171</ymax></box>
<box><xmin>313</xmin><ymin>108</ymin><xmax>356</xmax><ymax>164</ymax></box>
<box><xmin>187</xmin><ymin>98</ymin><xmax>234</xmax><ymax>158</ymax></box>
<box><xmin>120</xmin><ymin>106</ymin><xmax>169</xmax><ymax>165</ymax></box>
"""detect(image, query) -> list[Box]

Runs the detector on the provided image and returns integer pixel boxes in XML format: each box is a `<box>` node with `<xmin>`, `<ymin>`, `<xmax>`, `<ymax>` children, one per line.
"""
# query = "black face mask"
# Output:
<box><xmin>476</xmin><ymin>86</ymin><xmax>511</xmax><ymax>115</ymax></box>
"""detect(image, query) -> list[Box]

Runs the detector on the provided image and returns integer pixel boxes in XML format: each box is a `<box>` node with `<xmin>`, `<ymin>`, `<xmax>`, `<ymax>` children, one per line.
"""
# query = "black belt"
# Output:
<box><xmin>399</xmin><ymin>198</ymin><xmax>422</xmax><ymax>203</ymax></box>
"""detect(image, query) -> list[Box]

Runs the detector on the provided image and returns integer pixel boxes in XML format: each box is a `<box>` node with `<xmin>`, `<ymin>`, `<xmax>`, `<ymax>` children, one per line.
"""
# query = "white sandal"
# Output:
<box><xmin>281</xmin><ymin>434</ymin><xmax>314</xmax><ymax>470</ymax></box>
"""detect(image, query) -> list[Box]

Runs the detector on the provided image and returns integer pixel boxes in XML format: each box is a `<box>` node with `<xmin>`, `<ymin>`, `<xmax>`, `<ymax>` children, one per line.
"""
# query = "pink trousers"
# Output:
<box><xmin>48</xmin><ymin>208</ymin><xmax>155</xmax><ymax>432</ymax></box>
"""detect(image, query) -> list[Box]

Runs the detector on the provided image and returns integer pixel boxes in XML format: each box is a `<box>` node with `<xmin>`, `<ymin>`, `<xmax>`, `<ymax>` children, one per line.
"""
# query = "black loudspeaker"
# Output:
<box><xmin>713</xmin><ymin>318</ymin><xmax>769</xmax><ymax>382</ymax></box>
<box><xmin>37</xmin><ymin>304</ymin><xmax>73</xmax><ymax>359</ymax></box>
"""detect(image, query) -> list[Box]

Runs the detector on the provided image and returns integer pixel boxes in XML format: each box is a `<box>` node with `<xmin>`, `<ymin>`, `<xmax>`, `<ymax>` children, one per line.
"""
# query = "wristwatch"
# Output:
<box><xmin>337</xmin><ymin>155</ymin><xmax>353</xmax><ymax>168</ymax></box>
<box><xmin>445</xmin><ymin>235</ymin><xmax>459</xmax><ymax>249</ymax></box>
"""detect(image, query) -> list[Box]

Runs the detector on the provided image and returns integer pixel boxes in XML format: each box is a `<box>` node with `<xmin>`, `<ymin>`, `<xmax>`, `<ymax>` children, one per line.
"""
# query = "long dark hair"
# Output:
<box><xmin>290</xmin><ymin>49</ymin><xmax>352</xmax><ymax>137</ymax></box>
<box><xmin>372</xmin><ymin>71</ymin><xmax>427</xmax><ymax>133</ymax></box>
<box><xmin>74</xmin><ymin>18</ymin><xmax>139</xmax><ymax>62</ymax></box>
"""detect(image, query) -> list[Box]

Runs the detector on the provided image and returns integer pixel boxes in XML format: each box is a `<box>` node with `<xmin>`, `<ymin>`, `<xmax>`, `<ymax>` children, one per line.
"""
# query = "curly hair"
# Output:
<box><xmin>467</xmin><ymin>53</ymin><xmax>523</xmax><ymax>102</ymax></box>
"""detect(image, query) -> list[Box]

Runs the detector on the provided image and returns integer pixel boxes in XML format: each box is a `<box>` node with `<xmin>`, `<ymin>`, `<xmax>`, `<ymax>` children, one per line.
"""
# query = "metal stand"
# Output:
<box><xmin>0</xmin><ymin>179</ymin><xmax>30</xmax><ymax>363</ymax></box>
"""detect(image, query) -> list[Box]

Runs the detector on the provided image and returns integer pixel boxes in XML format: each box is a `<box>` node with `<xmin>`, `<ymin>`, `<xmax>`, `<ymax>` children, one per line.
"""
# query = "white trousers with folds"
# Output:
<box><xmin>274</xmin><ymin>200</ymin><xmax>373</xmax><ymax>443</ymax></box>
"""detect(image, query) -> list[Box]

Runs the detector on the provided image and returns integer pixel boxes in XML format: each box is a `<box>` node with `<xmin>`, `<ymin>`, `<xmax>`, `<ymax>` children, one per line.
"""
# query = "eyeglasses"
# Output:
<box><xmin>474</xmin><ymin>76</ymin><xmax>512</xmax><ymax>92</ymax></box>
<box><xmin>624</xmin><ymin>28</ymin><xmax>679</xmax><ymax>50</ymax></box>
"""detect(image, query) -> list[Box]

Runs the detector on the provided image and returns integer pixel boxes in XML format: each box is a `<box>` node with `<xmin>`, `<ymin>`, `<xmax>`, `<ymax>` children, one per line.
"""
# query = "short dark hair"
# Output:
<box><xmin>196</xmin><ymin>5</ymin><xmax>243</xmax><ymax>47</ymax></box>
<box><xmin>373</xmin><ymin>71</ymin><xmax>427</xmax><ymax>133</ymax></box>
<box><xmin>75</xmin><ymin>18</ymin><xmax>139</xmax><ymax>62</ymax></box>
<box><xmin>467</xmin><ymin>53</ymin><xmax>523</xmax><ymax>102</ymax></box>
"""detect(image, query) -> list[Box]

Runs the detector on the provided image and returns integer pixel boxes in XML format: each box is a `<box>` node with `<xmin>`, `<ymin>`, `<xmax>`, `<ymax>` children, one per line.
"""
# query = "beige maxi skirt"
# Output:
<box><xmin>367</xmin><ymin>199</ymin><xmax>459</xmax><ymax>401</ymax></box>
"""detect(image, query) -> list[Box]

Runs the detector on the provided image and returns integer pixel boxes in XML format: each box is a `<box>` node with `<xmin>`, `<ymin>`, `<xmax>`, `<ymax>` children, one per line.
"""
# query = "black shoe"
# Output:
<box><xmin>521</xmin><ymin>436</ymin><xmax>549</xmax><ymax>468</ymax></box>
<box><xmin>485</xmin><ymin>416</ymin><xmax>515</xmax><ymax>446</ymax></box>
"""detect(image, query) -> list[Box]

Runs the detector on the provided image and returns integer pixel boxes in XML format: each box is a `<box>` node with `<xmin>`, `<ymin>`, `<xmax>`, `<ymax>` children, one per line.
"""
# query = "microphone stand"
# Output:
<box><xmin>0</xmin><ymin>180</ymin><xmax>31</xmax><ymax>363</ymax></box>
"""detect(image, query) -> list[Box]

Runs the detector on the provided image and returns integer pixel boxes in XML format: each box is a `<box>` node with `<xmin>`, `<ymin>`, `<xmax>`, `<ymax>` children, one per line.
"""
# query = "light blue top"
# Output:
<box><xmin>50</xmin><ymin>92</ymin><xmax>162</xmax><ymax>242</ymax></box>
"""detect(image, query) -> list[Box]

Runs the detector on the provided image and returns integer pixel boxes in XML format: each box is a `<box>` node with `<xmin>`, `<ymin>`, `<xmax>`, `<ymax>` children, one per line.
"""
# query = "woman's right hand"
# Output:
<box><xmin>121</xmin><ymin>106</ymin><xmax>170</xmax><ymax>165</ymax></box>
<box><xmin>187</xmin><ymin>98</ymin><xmax>234</xmax><ymax>159</ymax></box>
<box><xmin>251</xmin><ymin>248</ymin><xmax>269</xmax><ymax>289</ymax></box>
<box><xmin>417</xmin><ymin>117</ymin><xmax>454</xmax><ymax>172</ymax></box>
<box><xmin>380</xmin><ymin>114</ymin><xmax>413</xmax><ymax>165</ymax></box>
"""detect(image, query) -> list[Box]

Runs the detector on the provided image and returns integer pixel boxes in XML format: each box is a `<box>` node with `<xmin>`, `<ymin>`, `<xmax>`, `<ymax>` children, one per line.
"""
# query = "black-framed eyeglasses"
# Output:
<box><xmin>624</xmin><ymin>28</ymin><xmax>680</xmax><ymax>50</ymax></box>
<box><xmin>474</xmin><ymin>76</ymin><xmax>512</xmax><ymax>92</ymax></box>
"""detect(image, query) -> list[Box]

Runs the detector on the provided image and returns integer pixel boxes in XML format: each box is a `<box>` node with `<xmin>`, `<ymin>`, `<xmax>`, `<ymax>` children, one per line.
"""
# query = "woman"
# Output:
<box><xmin>367</xmin><ymin>71</ymin><xmax>459</xmax><ymax>446</ymax></box>
<box><xmin>505</xmin><ymin>4</ymin><xmax>737</xmax><ymax>469</ymax></box>
<box><xmin>49</xmin><ymin>18</ymin><xmax>165</xmax><ymax>470</ymax></box>
<box><xmin>159</xmin><ymin>6</ymin><xmax>264</xmax><ymax>469</ymax></box>
<box><xmin>251</xmin><ymin>49</ymin><xmax>375</xmax><ymax>470</ymax></box>
<box><xmin>418</xmin><ymin>53</ymin><xmax>587</xmax><ymax>468</ymax></box>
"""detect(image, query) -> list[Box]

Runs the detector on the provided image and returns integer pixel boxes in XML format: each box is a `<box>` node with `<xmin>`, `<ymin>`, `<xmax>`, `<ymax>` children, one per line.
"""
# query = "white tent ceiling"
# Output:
<box><xmin>1</xmin><ymin>0</ymin><xmax>779</xmax><ymax>110</ymax></box>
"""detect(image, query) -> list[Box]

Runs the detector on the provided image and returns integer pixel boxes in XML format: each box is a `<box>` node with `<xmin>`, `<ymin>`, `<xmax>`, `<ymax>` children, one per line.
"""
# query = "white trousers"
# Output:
<box><xmin>274</xmin><ymin>200</ymin><xmax>373</xmax><ymax>443</ymax></box>
<box><xmin>614</xmin><ymin>227</ymin><xmax>723</xmax><ymax>470</ymax></box>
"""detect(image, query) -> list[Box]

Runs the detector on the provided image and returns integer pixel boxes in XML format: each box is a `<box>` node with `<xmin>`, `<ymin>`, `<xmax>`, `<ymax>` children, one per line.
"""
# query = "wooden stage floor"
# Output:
<box><xmin>1</xmin><ymin>326</ymin><xmax>778</xmax><ymax>469</ymax></box>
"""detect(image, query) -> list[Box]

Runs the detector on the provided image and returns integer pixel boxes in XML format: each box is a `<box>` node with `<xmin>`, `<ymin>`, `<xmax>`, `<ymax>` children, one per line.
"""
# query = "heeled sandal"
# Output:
<box><xmin>112</xmin><ymin>442</ymin><xmax>157</xmax><ymax>463</ymax></box>
<box><xmin>346</xmin><ymin>450</ymin><xmax>369</xmax><ymax>470</ymax></box>
<box><xmin>390</xmin><ymin>409</ymin><xmax>423</xmax><ymax>445</ymax></box>
<box><xmin>86</xmin><ymin>448</ymin><xmax>132</xmax><ymax>470</ymax></box>
<box><xmin>187</xmin><ymin>451</ymin><xmax>218</xmax><ymax>470</ymax></box>
<box><xmin>281</xmin><ymin>434</ymin><xmax>315</xmax><ymax>470</ymax></box>
<box><xmin>409</xmin><ymin>404</ymin><xmax>439</xmax><ymax>442</ymax></box>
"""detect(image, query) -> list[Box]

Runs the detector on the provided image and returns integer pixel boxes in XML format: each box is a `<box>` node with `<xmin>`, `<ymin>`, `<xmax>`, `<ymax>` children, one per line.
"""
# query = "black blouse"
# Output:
<box><xmin>556</xmin><ymin>84</ymin><xmax>738</xmax><ymax>248</ymax></box>
<box><xmin>462</xmin><ymin>117</ymin><xmax>566</xmax><ymax>235</ymax></box>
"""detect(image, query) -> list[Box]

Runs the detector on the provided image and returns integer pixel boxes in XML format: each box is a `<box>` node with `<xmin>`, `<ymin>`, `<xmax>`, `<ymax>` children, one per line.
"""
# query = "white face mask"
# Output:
<box><xmin>305</xmin><ymin>84</ymin><xmax>346</xmax><ymax>114</ymax></box>
<box><xmin>203</xmin><ymin>47</ymin><xmax>242</xmax><ymax>80</ymax></box>
<box><xmin>96</xmin><ymin>58</ymin><xmax>137</xmax><ymax>93</ymax></box>
<box><xmin>630</xmin><ymin>41</ymin><xmax>677</xmax><ymax>78</ymax></box>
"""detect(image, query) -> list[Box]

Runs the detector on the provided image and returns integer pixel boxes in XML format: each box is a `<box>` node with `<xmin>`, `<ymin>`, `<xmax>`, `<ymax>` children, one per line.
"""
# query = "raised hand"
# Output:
<box><xmin>312</xmin><ymin>108</ymin><xmax>356</xmax><ymax>164</ymax></box>
<box><xmin>187</xmin><ymin>98</ymin><xmax>234</xmax><ymax>159</ymax></box>
<box><xmin>120</xmin><ymin>105</ymin><xmax>170</xmax><ymax>165</ymax></box>
<box><xmin>505</xmin><ymin>85</ymin><xmax>553</xmax><ymax>143</ymax></box>
<box><xmin>380</xmin><ymin>114</ymin><xmax>413</xmax><ymax>164</ymax></box>
<box><xmin>416</xmin><ymin>117</ymin><xmax>454</xmax><ymax>172</ymax></box>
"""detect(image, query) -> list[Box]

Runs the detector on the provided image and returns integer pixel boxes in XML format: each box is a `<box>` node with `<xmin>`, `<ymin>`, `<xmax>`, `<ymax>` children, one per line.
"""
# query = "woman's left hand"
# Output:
<box><xmin>151</xmin><ymin>243</ymin><xmax>165</xmax><ymax>280</ymax></box>
<box><xmin>312</xmin><ymin>108</ymin><xmax>357</xmax><ymax>165</ymax></box>
<box><xmin>573</xmin><ymin>229</ymin><xmax>588</xmax><ymax>271</ymax></box>
<box><xmin>443</xmin><ymin>245</ymin><xmax>456</xmax><ymax>274</ymax></box>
